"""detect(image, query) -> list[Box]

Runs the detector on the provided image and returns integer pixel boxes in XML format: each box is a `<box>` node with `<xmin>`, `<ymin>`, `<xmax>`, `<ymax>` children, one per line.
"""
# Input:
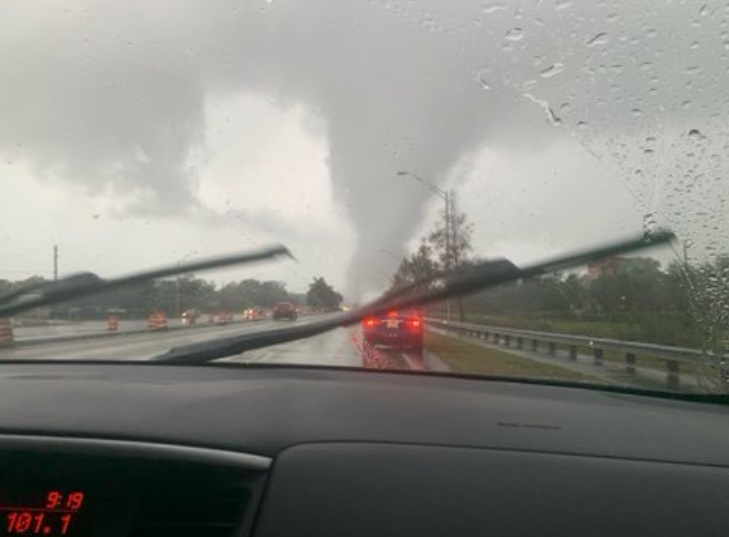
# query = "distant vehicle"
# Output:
<box><xmin>243</xmin><ymin>307</ymin><xmax>264</xmax><ymax>321</ymax></box>
<box><xmin>362</xmin><ymin>309</ymin><xmax>423</xmax><ymax>353</ymax></box>
<box><xmin>181</xmin><ymin>309</ymin><xmax>200</xmax><ymax>326</ymax></box>
<box><xmin>272</xmin><ymin>302</ymin><xmax>298</xmax><ymax>321</ymax></box>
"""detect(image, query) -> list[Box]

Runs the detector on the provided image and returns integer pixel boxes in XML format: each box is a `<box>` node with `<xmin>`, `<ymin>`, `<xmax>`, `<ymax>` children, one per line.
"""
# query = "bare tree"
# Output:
<box><xmin>428</xmin><ymin>193</ymin><xmax>473</xmax><ymax>320</ymax></box>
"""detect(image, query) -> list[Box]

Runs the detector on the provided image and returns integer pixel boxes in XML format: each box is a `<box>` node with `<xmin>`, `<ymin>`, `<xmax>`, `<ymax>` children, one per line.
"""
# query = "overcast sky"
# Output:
<box><xmin>1</xmin><ymin>0</ymin><xmax>728</xmax><ymax>297</ymax></box>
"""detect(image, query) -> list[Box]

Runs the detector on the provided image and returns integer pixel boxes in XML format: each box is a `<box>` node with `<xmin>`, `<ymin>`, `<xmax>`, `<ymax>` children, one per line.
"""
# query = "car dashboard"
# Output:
<box><xmin>0</xmin><ymin>363</ymin><xmax>727</xmax><ymax>537</ymax></box>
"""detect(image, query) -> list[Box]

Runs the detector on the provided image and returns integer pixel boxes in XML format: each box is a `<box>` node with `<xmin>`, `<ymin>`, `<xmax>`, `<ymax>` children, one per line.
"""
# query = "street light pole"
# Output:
<box><xmin>396</xmin><ymin>170</ymin><xmax>452</xmax><ymax>320</ymax></box>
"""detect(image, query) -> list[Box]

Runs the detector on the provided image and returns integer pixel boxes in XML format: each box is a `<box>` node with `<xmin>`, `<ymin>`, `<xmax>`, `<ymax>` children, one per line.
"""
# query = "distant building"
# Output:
<box><xmin>586</xmin><ymin>256</ymin><xmax>625</xmax><ymax>280</ymax></box>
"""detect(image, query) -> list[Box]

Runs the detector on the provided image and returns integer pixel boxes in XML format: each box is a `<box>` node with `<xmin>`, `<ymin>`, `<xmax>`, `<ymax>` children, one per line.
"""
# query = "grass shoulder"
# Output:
<box><xmin>425</xmin><ymin>331</ymin><xmax>595</xmax><ymax>382</ymax></box>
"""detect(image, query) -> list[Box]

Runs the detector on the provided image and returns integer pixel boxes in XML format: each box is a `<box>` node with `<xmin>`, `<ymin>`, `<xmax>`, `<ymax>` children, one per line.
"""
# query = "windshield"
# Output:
<box><xmin>1</xmin><ymin>0</ymin><xmax>727</xmax><ymax>396</ymax></box>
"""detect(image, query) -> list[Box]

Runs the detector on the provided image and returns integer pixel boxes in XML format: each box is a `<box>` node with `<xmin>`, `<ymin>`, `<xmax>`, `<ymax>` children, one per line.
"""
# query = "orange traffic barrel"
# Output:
<box><xmin>218</xmin><ymin>312</ymin><xmax>231</xmax><ymax>326</ymax></box>
<box><xmin>107</xmin><ymin>314</ymin><xmax>118</xmax><ymax>332</ymax></box>
<box><xmin>147</xmin><ymin>311</ymin><xmax>168</xmax><ymax>331</ymax></box>
<box><xmin>0</xmin><ymin>318</ymin><xmax>14</xmax><ymax>347</ymax></box>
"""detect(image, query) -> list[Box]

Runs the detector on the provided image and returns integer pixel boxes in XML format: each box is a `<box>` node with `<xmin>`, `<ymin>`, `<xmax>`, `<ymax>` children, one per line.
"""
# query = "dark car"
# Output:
<box><xmin>272</xmin><ymin>302</ymin><xmax>298</xmax><ymax>321</ymax></box>
<box><xmin>362</xmin><ymin>309</ymin><xmax>423</xmax><ymax>352</ymax></box>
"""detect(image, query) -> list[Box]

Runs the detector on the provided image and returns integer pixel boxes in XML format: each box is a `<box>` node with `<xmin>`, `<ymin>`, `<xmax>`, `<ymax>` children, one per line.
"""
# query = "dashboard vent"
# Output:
<box><xmin>129</xmin><ymin>466</ymin><xmax>253</xmax><ymax>537</ymax></box>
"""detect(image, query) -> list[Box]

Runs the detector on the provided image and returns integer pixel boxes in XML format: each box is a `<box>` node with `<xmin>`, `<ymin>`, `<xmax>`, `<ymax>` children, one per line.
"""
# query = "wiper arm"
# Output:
<box><xmin>154</xmin><ymin>230</ymin><xmax>676</xmax><ymax>365</ymax></box>
<box><xmin>0</xmin><ymin>245</ymin><xmax>292</xmax><ymax>318</ymax></box>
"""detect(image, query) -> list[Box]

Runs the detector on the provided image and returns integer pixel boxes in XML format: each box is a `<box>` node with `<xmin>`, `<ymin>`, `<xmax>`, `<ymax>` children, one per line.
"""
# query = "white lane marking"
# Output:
<box><xmin>401</xmin><ymin>353</ymin><xmax>418</xmax><ymax>370</ymax></box>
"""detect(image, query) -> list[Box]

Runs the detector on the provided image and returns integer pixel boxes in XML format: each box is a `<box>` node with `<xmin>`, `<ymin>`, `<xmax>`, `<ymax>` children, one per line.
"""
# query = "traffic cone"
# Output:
<box><xmin>0</xmin><ymin>318</ymin><xmax>14</xmax><ymax>347</ymax></box>
<box><xmin>107</xmin><ymin>314</ymin><xmax>118</xmax><ymax>332</ymax></box>
<box><xmin>147</xmin><ymin>311</ymin><xmax>168</xmax><ymax>331</ymax></box>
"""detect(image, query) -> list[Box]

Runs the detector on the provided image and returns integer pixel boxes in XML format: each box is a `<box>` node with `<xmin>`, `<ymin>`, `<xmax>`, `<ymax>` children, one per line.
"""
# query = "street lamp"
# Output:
<box><xmin>176</xmin><ymin>251</ymin><xmax>198</xmax><ymax>319</ymax></box>
<box><xmin>396</xmin><ymin>170</ymin><xmax>452</xmax><ymax>320</ymax></box>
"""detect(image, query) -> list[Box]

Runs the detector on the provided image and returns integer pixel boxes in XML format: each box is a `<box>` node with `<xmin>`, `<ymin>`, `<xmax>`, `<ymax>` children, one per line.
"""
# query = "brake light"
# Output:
<box><xmin>387</xmin><ymin>310</ymin><xmax>398</xmax><ymax>318</ymax></box>
<box><xmin>364</xmin><ymin>317</ymin><xmax>378</xmax><ymax>328</ymax></box>
<box><xmin>407</xmin><ymin>318</ymin><xmax>422</xmax><ymax>329</ymax></box>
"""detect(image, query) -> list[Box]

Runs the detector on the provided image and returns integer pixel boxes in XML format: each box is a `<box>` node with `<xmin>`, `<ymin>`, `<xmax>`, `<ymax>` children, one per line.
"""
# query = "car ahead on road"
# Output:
<box><xmin>180</xmin><ymin>308</ymin><xmax>201</xmax><ymax>326</ymax></box>
<box><xmin>362</xmin><ymin>309</ymin><xmax>424</xmax><ymax>353</ymax></box>
<box><xmin>243</xmin><ymin>307</ymin><xmax>264</xmax><ymax>321</ymax></box>
<box><xmin>272</xmin><ymin>302</ymin><xmax>298</xmax><ymax>321</ymax></box>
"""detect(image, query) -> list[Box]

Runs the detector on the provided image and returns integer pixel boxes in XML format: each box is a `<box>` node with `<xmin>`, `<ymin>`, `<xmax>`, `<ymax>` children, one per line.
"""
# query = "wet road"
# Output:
<box><xmin>0</xmin><ymin>319</ymin><xmax>434</xmax><ymax>371</ymax></box>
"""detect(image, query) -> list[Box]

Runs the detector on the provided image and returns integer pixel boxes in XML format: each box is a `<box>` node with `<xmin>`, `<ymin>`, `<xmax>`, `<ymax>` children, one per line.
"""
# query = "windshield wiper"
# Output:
<box><xmin>0</xmin><ymin>245</ymin><xmax>292</xmax><ymax>318</ymax></box>
<box><xmin>154</xmin><ymin>230</ymin><xmax>676</xmax><ymax>364</ymax></box>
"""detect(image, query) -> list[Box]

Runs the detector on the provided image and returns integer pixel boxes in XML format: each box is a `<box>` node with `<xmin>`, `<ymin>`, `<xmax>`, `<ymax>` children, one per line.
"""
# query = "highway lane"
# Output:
<box><xmin>0</xmin><ymin>320</ymin><xmax>284</xmax><ymax>361</ymax></box>
<box><xmin>1</xmin><ymin>318</ymin><xmax>437</xmax><ymax>371</ymax></box>
<box><xmin>13</xmin><ymin>317</ymin><xmax>207</xmax><ymax>342</ymax></box>
<box><xmin>223</xmin><ymin>326</ymin><xmax>363</xmax><ymax>367</ymax></box>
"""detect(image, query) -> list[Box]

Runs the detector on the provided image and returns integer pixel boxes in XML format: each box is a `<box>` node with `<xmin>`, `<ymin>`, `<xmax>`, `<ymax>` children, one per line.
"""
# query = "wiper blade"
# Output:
<box><xmin>154</xmin><ymin>230</ymin><xmax>676</xmax><ymax>365</ymax></box>
<box><xmin>0</xmin><ymin>245</ymin><xmax>292</xmax><ymax>318</ymax></box>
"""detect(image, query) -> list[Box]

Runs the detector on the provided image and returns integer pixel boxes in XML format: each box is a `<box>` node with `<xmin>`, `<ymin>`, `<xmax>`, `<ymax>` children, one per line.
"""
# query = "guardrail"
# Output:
<box><xmin>426</xmin><ymin>318</ymin><xmax>720</xmax><ymax>389</ymax></box>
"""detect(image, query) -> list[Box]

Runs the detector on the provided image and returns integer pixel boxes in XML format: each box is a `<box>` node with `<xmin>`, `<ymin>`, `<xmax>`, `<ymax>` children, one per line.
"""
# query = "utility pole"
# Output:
<box><xmin>53</xmin><ymin>245</ymin><xmax>58</xmax><ymax>282</ymax></box>
<box><xmin>444</xmin><ymin>191</ymin><xmax>451</xmax><ymax>321</ymax></box>
<box><xmin>396</xmin><ymin>170</ymin><xmax>452</xmax><ymax>321</ymax></box>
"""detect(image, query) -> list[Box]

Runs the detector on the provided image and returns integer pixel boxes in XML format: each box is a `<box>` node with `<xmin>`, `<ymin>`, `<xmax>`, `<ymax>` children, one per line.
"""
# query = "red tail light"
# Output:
<box><xmin>387</xmin><ymin>310</ymin><xmax>398</xmax><ymax>318</ymax></box>
<box><xmin>407</xmin><ymin>318</ymin><xmax>422</xmax><ymax>329</ymax></box>
<box><xmin>364</xmin><ymin>317</ymin><xmax>378</xmax><ymax>328</ymax></box>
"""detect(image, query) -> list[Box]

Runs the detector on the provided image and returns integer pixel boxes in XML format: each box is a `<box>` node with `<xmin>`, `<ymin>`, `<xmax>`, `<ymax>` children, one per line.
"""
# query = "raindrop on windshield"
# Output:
<box><xmin>688</xmin><ymin>128</ymin><xmax>703</xmax><ymax>140</ymax></box>
<box><xmin>642</xmin><ymin>212</ymin><xmax>659</xmax><ymax>238</ymax></box>
<box><xmin>700</xmin><ymin>4</ymin><xmax>711</xmax><ymax>16</ymax></box>
<box><xmin>505</xmin><ymin>28</ymin><xmax>525</xmax><ymax>41</ymax></box>
<box><xmin>481</xmin><ymin>2</ymin><xmax>506</xmax><ymax>14</ymax></box>
<box><xmin>555</xmin><ymin>0</ymin><xmax>572</xmax><ymax>11</ymax></box>
<box><xmin>475</xmin><ymin>69</ymin><xmax>491</xmax><ymax>90</ymax></box>
<box><xmin>420</xmin><ymin>16</ymin><xmax>435</xmax><ymax>30</ymax></box>
<box><xmin>540</xmin><ymin>63</ymin><xmax>564</xmax><ymax>78</ymax></box>
<box><xmin>577</xmin><ymin>121</ymin><xmax>589</xmax><ymax>130</ymax></box>
<box><xmin>586</xmin><ymin>33</ymin><xmax>609</xmax><ymax>47</ymax></box>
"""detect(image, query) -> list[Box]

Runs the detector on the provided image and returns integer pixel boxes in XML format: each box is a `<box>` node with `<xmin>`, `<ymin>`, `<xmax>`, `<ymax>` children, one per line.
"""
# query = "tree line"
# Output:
<box><xmin>387</xmin><ymin>195</ymin><xmax>728</xmax><ymax>348</ymax></box>
<box><xmin>0</xmin><ymin>275</ymin><xmax>344</xmax><ymax>319</ymax></box>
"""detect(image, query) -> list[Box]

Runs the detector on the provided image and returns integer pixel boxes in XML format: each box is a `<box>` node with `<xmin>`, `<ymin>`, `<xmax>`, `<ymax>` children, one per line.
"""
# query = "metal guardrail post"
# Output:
<box><xmin>667</xmin><ymin>360</ymin><xmax>680</xmax><ymax>389</ymax></box>
<box><xmin>424</xmin><ymin>318</ymin><xmax>708</xmax><ymax>386</ymax></box>
<box><xmin>625</xmin><ymin>353</ymin><xmax>636</xmax><ymax>374</ymax></box>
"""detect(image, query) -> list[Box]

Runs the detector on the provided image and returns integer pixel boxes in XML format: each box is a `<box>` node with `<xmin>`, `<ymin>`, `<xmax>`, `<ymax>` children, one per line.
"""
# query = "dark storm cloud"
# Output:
<box><xmin>1</xmin><ymin>0</ymin><xmax>728</xmax><ymax>291</ymax></box>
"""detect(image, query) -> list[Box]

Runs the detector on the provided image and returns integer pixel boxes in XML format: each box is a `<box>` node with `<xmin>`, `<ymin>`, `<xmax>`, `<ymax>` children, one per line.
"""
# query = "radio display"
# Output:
<box><xmin>0</xmin><ymin>490</ymin><xmax>87</xmax><ymax>536</ymax></box>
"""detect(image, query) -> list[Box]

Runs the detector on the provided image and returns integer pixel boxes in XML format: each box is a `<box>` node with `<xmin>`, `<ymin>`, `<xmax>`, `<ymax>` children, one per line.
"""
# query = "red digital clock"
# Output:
<box><xmin>1</xmin><ymin>490</ymin><xmax>86</xmax><ymax>536</ymax></box>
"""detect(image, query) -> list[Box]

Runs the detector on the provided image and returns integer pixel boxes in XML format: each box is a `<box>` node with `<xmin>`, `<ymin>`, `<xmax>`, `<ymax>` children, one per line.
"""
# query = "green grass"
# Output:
<box><xmin>456</xmin><ymin>312</ymin><xmax>703</xmax><ymax>348</ymax></box>
<box><xmin>425</xmin><ymin>332</ymin><xmax>594</xmax><ymax>382</ymax></box>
